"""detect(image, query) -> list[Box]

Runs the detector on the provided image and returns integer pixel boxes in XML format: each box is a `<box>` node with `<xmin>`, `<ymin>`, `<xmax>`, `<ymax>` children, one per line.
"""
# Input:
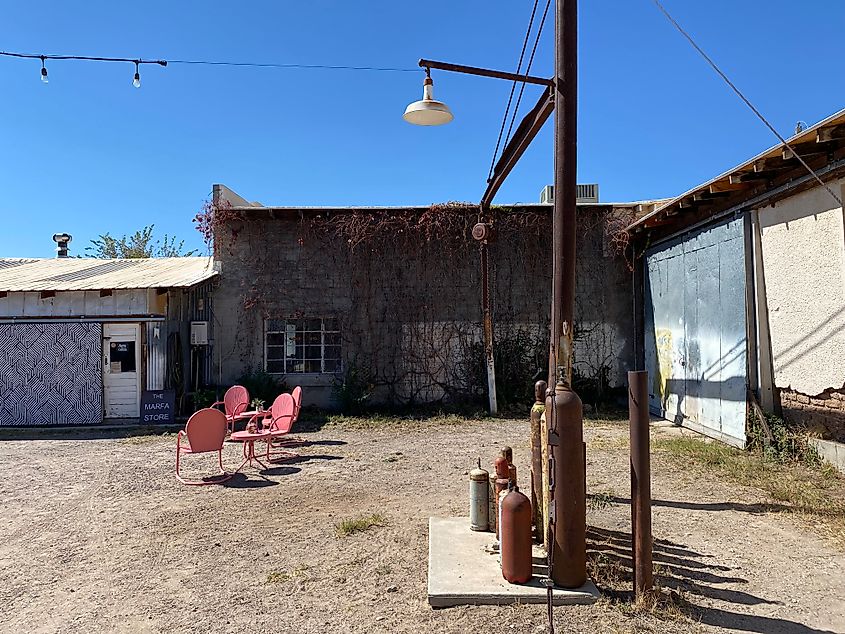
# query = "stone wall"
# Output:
<box><xmin>778</xmin><ymin>387</ymin><xmax>845</xmax><ymax>443</ymax></box>
<box><xmin>211</xmin><ymin>204</ymin><xmax>634</xmax><ymax>409</ymax></box>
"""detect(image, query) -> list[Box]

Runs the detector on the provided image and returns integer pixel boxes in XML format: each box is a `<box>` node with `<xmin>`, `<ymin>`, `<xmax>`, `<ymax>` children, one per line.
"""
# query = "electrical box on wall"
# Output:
<box><xmin>190</xmin><ymin>321</ymin><xmax>209</xmax><ymax>345</ymax></box>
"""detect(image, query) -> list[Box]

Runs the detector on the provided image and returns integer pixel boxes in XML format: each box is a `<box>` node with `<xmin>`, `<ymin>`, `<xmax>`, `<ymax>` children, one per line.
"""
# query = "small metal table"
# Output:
<box><xmin>230</xmin><ymin>429</ymin><xmax>273</xmax><ymax>472</ymax></box>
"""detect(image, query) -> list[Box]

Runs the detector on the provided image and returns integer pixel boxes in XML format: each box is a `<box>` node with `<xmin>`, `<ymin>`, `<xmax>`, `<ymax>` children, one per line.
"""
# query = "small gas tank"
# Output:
<box><xmin>500</xmin><ymin>485</ymin><xmax>533</xmax><ymax>584</ymax></box>
<box><xmin>494</xmin><ymin>451</ymin><xmax>509</xmax><ymax>479</ymax></box>
<box><xmin>469</xmin><ymin>459</ymin><xmax>489</xmax><ymax>532</ymax></box>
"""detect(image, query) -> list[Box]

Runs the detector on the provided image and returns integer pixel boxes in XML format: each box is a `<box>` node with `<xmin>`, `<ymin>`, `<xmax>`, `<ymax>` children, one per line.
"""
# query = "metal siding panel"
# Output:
<box><xmin>147</xmin><ymin>322</ymin><xmax>166</xmax><ymax>390</ymax></box>
<box><xmin>718</xmin><ymin>224</ymin><xmax>748</xmax><ymax>442</ymax></box>
<box><xmin>645</xmin><ymin>217</ymin><xmax>747</xmax><ymax>444</ymax></box>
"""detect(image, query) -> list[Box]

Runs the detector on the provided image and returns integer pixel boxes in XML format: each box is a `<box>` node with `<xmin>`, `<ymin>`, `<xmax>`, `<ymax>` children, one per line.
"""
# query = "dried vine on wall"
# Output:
<box><xmin>197</xmin><ymin>198</ymin><xmax>633</xmax><ymax>409</ymax></box>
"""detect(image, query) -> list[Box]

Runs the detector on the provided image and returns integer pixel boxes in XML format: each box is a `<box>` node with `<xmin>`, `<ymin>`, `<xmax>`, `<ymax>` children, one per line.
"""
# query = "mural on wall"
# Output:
<box><xmin>0</xmin><ymin>323</ymin><xmax>103</xmax><ymax>426</ymax></box>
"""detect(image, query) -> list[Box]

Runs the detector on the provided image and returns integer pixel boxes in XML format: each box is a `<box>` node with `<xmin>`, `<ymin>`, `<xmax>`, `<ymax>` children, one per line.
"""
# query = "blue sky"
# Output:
<box><xmin>1</xmin><ymin>1</ymin><xmax>843</xmax><ymax>258</ymax></box>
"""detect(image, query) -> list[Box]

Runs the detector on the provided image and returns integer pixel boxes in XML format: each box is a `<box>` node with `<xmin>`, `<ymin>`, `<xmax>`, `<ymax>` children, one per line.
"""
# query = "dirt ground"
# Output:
<box><xmin>0</xmin><ymin>415</ymin><xmax>843</xmax><ymax>634</ymax></box>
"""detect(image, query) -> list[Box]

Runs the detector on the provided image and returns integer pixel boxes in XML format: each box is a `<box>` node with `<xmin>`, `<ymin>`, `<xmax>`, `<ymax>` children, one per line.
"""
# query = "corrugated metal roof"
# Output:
<box><xmin>0</xmin><ymin>257</ymin><xmax>217</xmax><ymax>292</ymax></box>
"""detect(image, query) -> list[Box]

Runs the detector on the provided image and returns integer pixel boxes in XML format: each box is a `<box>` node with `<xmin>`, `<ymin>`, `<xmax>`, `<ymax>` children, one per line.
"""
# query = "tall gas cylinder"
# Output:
<box><xmin>500</xmin><ymin>484</ymin><xmax>533</xmax><ymax>584</ymax></box>
<box><xmin>469</xmin><ymin>459</ymin><xmax>489</xmax><ymax>531</ymax></box>
<box><xmin>494</xmin><ymin>449</ymin><xmax>511</xmax><ymax>540</ymax></box>
<box><xmin>502</xmin><ymin>446</ymin><xmax>517</xmax><ymax>485</ymax></box>
<box><xmin>530</xmin><ymin>380</ymin><xmax>547</xmax><ymax>542</ymax></box>
<box><xmin>488</xmin><ymin>472</ymin><xmax>498</xmax><ymax>534</ymax></box>
<box><xmin>546</xmin><ymin>382</ymin><xmax>587</xmax><ymax>588</ymax></box>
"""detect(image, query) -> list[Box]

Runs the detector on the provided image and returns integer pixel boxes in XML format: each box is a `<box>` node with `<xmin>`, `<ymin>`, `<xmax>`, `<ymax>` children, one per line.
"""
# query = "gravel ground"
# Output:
<box><xmin>0</xmin><ymin>415</ymin><xmax>843</xmax><ymax>634</ymax></box>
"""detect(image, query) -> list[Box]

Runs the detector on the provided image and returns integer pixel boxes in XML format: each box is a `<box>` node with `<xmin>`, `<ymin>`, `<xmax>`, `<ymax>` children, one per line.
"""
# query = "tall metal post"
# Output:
<box><xmin>545</xmin><ymin>0</ymin><xmax>586</xmax><ymax>589</ymax></box>
<box><xmin>628</xmin><ymin>370</ymin><xmax>653</xmax><ymax>596</ymax></box>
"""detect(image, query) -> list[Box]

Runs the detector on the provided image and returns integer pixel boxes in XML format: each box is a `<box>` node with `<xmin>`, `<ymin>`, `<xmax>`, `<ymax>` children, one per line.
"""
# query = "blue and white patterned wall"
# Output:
<box><xmin>0</xmin><ymin>323</ymin><xmax>103</xmax><ymax>426</ymax></box>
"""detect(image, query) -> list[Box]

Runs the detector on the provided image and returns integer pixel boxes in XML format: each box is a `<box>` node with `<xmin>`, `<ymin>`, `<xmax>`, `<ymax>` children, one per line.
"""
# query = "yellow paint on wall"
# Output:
<box><xmin>654</xmin><ymin>328</ymin><xmax>673</xmax><ymax>406</ymax></box>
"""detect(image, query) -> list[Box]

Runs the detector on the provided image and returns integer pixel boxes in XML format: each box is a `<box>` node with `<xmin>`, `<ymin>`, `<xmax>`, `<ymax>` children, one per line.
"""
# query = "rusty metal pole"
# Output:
<box><xmin>530</xmin><ymin>380</ymin><xmax>546</xmax><ymax>541</ymax></box>
<box><xmin>545</xmin><ymin>0</ymin><xmax>586</xmax><ymax>590</ymax></box>
<box><xmin>628</xmin><ymin>370</ymin><xmax>653</xmax><ymax>597</ymax></box>
<box><xmin>479</xmin><ymin>220</ymin><xmax>498</xmax><ymax>416</ymax></box>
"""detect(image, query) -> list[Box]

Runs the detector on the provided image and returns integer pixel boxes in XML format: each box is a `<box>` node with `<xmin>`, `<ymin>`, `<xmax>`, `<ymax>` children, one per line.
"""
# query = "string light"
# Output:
<box><xmin>0</xmin><ymin>49</ymin><xmax>419</xmax><ymax>90</ymax></box>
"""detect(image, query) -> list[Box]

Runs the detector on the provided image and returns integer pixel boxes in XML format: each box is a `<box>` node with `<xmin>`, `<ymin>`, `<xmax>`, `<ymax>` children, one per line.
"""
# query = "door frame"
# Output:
<box><xmin>102</xmin><ymin>322</ymin><xmax>142</xmax><ymax>419</ymax></box>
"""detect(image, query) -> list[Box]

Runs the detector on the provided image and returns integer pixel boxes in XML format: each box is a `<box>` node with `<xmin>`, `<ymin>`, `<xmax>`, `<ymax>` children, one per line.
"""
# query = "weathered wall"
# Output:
<box><xmin>212</xmin><ymin>205</ymin><xmax>634</xmax><ymax>409</ymax></box>
<box><xmin>757</xmin><ymin>178</ymin><xmax>845</xmax><ymax>438</ymax></box>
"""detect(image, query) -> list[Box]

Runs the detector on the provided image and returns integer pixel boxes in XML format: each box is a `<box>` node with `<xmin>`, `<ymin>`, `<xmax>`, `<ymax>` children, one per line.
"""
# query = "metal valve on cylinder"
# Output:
<box><xmin>469</xmin><ymin>458</ymin><xmax>489</xmax><ymax>531</ymax></box>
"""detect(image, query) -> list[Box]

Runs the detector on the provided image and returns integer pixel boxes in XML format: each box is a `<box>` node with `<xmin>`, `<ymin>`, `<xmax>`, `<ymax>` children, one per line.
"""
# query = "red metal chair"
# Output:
<box><xmin>175</xmin><ymin>408</ymin><xmax>232</xmax><ymax>485</ymax></box>
<box><xmin>291</xmin><ymin>386</ymin><xmax>302</xmax><ymax>423</ymax></box>
<box><xmin>253</xmin><ymin>393</ymin><xmax>299</xmax><ymax>462</ymax></box>
<box><xmin>212</xmin><ymin>385</ymin><xmax>249</xmax><ymax>434</ymax></box>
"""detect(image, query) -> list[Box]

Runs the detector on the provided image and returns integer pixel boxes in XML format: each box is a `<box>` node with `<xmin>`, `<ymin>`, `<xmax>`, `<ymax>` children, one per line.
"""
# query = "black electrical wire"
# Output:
<box><xmin>487</xmin><ymin>0</ymin><xmax>541</xmax><ymax>183</ymax></box>
<box><xmin>651</xmin><ymin>0</ymin><xmax>843</xmax><ymax>208</ymax></box>
<box><xmin>0</xmin><ymin>50</ymin><xmax>419</xmax><ymax>73</ymax></box>
<box><xmin>504</xmin><ymin>0</ymin><xmax>552</xmax><ymax>148</ymax></box>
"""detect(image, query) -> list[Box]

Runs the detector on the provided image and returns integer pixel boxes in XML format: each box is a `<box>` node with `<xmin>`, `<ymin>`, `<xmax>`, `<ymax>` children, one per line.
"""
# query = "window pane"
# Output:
<box><xmin>305</xmin><ymin>318</ymin><xmax>322</xmax><ymax>331</ymax></box>
<box><xmin>305</xmin><ymin>360</ymin><xmax>322</xmax><ymax>373</ymax></box>
<box><xmin>288</xmin><ymin>360</ymin><xmax>304</xmax><ymax>373</ymax></box>
<box><xmin>267</xmin><ymin>345</ymin><xmax>286</xmax><ymax>361</ymax></box>
<box><xmin>325</xmin><ymin>333</ymin><xmax>341</xmax><ymax>345</ymax></box>
<box><xmin>304</xmin><ymin>345</ymin><xmax>322</xmax><ymax>359</ymax></box>
<box><xmin>287</xmin><ymin>345</ymin><xmax>304</xmax><ymax>360</ymax></box>
<box><xmin>266</xmin><ymin>319</ymin><xmax>285</xmax><ymax>332</ymax></box>
<box><xmin>304</xmin><ymin>332</ymin><xmax>321</xmax><ymax>345</ymax></box>
<box><xmin>267</xmin><ymin>333</ymin><xmax>285</xmax><ymax>346</ymax></box>
<box><xmin>267</xmin><ymin>359</ymin><xmax>285</xmax><ymax>373</ymax></box>
<box><xmin>324</xmin><ymin>358</ymin><xmax>342</xmax><ymax>373</ymax></box>
<box><xmin>324</xmin><ymin>318</ymin><xmax>339</xmax><ymax>332</ymax></box>
<box><xmin>323</xmin><ymin>345</ymin><xmax>341</xmax><ymax>361</ymax></box>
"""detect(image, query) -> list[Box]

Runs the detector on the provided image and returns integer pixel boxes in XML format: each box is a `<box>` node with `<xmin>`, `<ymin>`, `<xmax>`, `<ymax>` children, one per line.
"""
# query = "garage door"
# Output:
<box><xmin>644</xmin><ymin>216</ymin><xmax>747</xmax><ymax>446</ymax></box>
<box><xmin>0</xmin><ymin>322</ymin><xmax>103</xmax><ymax>426</ymax></box>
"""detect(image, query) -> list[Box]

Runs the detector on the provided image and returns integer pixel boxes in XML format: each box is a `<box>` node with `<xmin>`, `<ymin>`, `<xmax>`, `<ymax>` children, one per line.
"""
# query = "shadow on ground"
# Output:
<box><xmin>587</xmin><ymin>526</ymin><xmax>836</xmax><ymax>633</ymax></box>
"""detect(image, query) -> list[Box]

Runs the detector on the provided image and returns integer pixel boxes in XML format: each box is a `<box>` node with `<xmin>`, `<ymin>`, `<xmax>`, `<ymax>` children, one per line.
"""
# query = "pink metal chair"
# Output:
<box><xmin>291</xmin><ymin>386</ymin><xmax>302</xmax><ymax>422</ymax></box>
<box><xmin>252</xmin><ymin>393</ymin><xmax>299</xmax><ymax>462</ymax></box>
<box><xmin>212</xmin><ymin>385</ymin><xmax>250</xmax><ymax>434</ymax></box>
<box><xmin>175</xmin><ymin>408</ymin><xmax>232</xmax><ymax>485</ymax></box>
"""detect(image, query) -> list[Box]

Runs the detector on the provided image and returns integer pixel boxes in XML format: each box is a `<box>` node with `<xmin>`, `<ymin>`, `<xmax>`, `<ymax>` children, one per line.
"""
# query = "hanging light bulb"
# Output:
<box><xmin>132</xmin><ymin>61</ymin><xmax>141</xmax><ymax>88</ymax></box>
<box><xmin>40</xmin><ymin>57</ymin><xmax>48</xmax><ymax>84</ymax></box>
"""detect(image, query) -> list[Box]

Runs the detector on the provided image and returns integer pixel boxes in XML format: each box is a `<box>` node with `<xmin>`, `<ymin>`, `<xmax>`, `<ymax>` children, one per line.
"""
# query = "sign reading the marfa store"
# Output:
<box><xmin>140</xmin><ymin>390</ymin><xmax>176</xmax><ymax>424</ymax></box>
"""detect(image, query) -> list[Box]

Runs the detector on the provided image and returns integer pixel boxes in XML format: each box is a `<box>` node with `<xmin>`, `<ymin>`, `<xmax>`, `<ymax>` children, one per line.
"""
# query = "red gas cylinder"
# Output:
<box><xmin>494</xmin><ymin>451</ymin><xmax>509</xmax><ymax>479</ymax></box>
<box><xmin>500</xmin><ymin>485</ymin><xmax>533</xmax><ymax>584</ymax></box>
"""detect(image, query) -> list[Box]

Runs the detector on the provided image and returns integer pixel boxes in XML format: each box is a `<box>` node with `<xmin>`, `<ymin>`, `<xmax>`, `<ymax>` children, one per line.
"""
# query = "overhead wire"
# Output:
<box><xmin>504</xmin><ymin>0</ymin><xmax>552</xmax><ymax>148</ymax></box>
<box><xmin>651</xmin><ymin>0</ymin><xmax>844</xmax><ymax>208</ymax></box>
<box><xmin>0</xmin><ymin>50</ymin><xmax>419</xmax><ymax>73</ymax></box>
<box><xmin>487</xmin><ymin>0</ymin><xmax>541</xmax><ymax>183</ymax></box>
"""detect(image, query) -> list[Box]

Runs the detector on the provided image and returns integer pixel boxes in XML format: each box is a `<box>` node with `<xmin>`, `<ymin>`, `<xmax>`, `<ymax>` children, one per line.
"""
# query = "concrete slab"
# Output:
<box><xmin>811</xmin><ymin>438</ymin><xmax>845</xmax><ymax>474</ymax></box>
<box><xmin>427</xmin><ymin>517</ymin><xmax>599</xmax><ymax>608</ymax></box>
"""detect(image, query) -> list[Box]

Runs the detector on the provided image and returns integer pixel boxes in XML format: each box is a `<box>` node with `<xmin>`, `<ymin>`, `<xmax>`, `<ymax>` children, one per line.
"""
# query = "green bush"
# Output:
<box><xmin>237</xmin><ymin>369</ymin><xmax>288</xmax><ymax>405</ymax></box>
<box><xmin>333</xmin><ymin>363</ymin><xmax>374</xmax><ymax>414</ymax></box>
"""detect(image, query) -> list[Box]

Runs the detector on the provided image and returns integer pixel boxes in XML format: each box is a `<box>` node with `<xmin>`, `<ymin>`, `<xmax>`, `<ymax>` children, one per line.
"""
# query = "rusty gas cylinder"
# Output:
<box><xmin>494</xmin><ymin>476</ymin><xmax>509</xmax><ymax>540</ymax></box>
<box><xmin>488</xmin><ymin>473</ymin><xmax>498</xmax><ymax>534</ymax></box>
<box><xmin>502</xmin><ymin>446</ymin><xmax>517</xmax><ymax>485</ymax></box>
<box><xmin>500</xmin><ymin>484</ymin><xmax>533</xmax><ymax>584</ymax></box>
<box><xmin>469</xmin><ymin>459</ymin><xmax>489</xmax><ymax>532</ymax></box>
<box><xmin>494</xmin><ymin>451</ymin><xmax>509</xmax><ymax>479</ymax></box>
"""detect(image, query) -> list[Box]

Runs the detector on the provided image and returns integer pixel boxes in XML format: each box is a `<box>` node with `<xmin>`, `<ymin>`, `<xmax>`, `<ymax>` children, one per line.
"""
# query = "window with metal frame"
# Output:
<box><xmin>265</xmin><ymin>318</ymin><xmax>341</xmax><ymax>374</ymax></box>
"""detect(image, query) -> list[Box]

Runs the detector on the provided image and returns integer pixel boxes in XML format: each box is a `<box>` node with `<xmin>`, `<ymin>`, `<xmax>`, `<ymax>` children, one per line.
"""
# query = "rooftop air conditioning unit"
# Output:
<box><xmin>539</xmin><ymin>183</ymin><xmax>600</xmax><ymax>204</ymax></box>
<box><xmin>576</xmin><ymin>183</ymin><xmax>599</xmax><ymax>203</ymax></box>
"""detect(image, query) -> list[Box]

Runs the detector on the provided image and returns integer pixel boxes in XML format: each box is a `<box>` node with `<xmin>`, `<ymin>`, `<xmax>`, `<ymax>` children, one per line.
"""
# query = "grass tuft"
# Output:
<box><xmin>335</xmin><ymin>513</ymin><xmax>387</xmax><ymax>537</ymax></box>
<box><xmin>588</xmin><ymin>490</ymin><xmax>615</xmax><ymax>512</ymax></box>
<box><xmin>654</xmin><ymin>435</ymin><xmax>845</xmax><ymax>543</ymax></box>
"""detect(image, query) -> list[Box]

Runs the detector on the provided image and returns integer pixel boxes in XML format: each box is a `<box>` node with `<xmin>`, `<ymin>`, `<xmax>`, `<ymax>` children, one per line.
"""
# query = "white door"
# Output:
<box><xmin>103</xmin><ymin>323</ymin><xmax>141</xmax><ymax>419</ymax></box>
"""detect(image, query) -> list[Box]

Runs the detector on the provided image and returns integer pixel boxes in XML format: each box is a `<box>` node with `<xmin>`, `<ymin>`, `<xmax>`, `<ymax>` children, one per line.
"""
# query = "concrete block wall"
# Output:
<box><xmin>779</xmin><ymin>387</ymin><xmax>845</xmax><ymax>443</ymax></box>
<box><xmin>211</xmin><ymin>205</ymin><xmax>634</xmax><ymax>408</ymax></box>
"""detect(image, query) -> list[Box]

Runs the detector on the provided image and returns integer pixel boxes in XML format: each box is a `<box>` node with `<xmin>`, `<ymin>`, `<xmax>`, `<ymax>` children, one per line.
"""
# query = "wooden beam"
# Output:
<box><xmin>709</xmin><ymin>180</ymin><xmax>748</xmax><ymax>193</ymax></box>
<box><xmin>817</xmin><ymin>124</ymin><xmax>845</xmax><ymax>144</ymax></box>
